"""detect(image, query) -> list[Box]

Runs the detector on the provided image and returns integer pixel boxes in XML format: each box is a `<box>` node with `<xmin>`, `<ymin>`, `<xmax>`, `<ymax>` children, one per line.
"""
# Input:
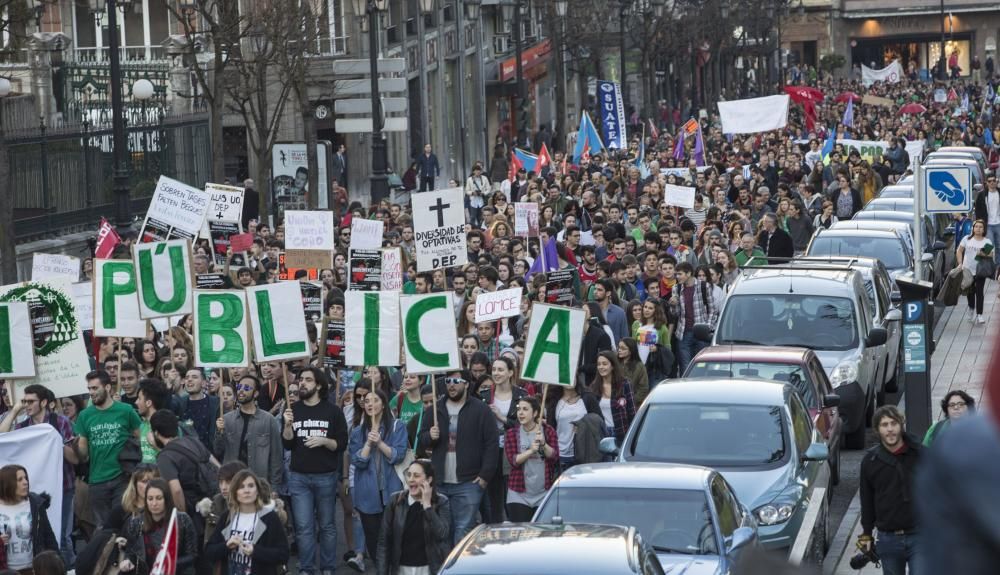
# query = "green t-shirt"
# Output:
<box><xmin>139</xmin><ymin>419</ymin><xmax>185</xmax><ymax>463</ymax></box>
<box><xmin>389</xmin><ymin>393</ymin><xmax>423</xmax><ymax>425</ymax></box>
<box><xmin>74</xmin><ymin>401</ymin><xmax>142</xmax><ymax>484</ymax></box>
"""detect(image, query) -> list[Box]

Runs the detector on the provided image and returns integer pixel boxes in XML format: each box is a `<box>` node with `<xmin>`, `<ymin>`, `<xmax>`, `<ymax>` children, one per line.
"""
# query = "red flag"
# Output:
<box><xmin>783</xmin><ymin>85</ymin><xmax>825</xmax><ymax>104</ymax></box>
<box><xmin>648</xmin><ymin>118</ymin><xmax>659</xmax><ymax>140</ymax></box>
<box><xmin>509</xmin><ymin>150</ymin><xmax>523</xmax><ymax>181</ymax></box>
<box><xmin>150</xmin><ymin>509</ymin><xmax>178</xmax><ymax>575</ymax></box>
<box><xmin>538</xmin><ymin>142</ymin><xmax>553</xmax><ymax>170</ymax></box>
<box><xmin>95</xmin><ymin>218</ymin><xmax>121</xmax><ymax>259</ymax></box>
<box><xmin>683</xmin><ymin>118</ymin><xmax>699</xmax><ymax>135</ymax></box>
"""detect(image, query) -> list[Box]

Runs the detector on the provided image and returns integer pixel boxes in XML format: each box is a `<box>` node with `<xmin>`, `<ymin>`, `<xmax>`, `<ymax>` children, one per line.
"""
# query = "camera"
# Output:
<box><xmin>849</xmin><ymin>547</ymin><xmax>881</xmax><ymax>570</ymax></box>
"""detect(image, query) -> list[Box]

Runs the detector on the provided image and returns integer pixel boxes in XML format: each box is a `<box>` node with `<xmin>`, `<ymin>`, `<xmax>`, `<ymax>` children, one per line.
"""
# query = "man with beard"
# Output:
<box><xmin>859</xmin><ymin>406</ymin><xmax>922</xmax><ymax>575</ymax></box>
<box><xmin>419</xmin><ymin>369</ymin><xmax>498</xmax><ymax>545</ymax></box>
<box><xmin>73</xmin><ymin>370</ymin><xmax>142</xmax><ymax>529</ymax></box>
<box><xmin>282</xmin><ymin>367</ymin><xmax>348</xmax><ymax>575</ymax></box>
<box><xmin>213</xmin><ymin>374</ymin><xmax>284</xmax><ymax>488</ymax></box>
<box><xmin>177</xmin><ymin>367</ymin><xmax>220</xmax><ymax>448</ymax></box>
<box><xmin>135</xmin><ymin>378</ymin><xmax>175</xmax><ymax>463</ymax></box>
<box><xmin>117</xmin><ymin>360</ymin><xmax>141</xmax><ymax>410</ymax></box>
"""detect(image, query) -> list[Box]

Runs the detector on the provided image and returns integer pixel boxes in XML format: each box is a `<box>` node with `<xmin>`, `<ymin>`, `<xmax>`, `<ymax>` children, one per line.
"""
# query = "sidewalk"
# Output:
<box><xmin>828</xmin><ymin>281</ymin><xmax>998</xmax><ymax>575</ymax></box>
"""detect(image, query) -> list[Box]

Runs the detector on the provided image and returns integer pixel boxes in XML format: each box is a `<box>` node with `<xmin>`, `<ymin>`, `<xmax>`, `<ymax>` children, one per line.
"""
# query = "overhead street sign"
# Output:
<box><xmin>923</xmin><ymin>165</ymin><xmax>972</xmax><ymax>213</ymax></box>
<box><xmin>337</xmin><ymin>78</ymin><xmax>407</xmax><ymax>95</ymax></box>
<box><xmin>335</xmin><ymin>98</ymin><xmax>408</xmax><ymax>115</ymax></box>
<box><xmin>335</xmin><ymin>117</ymin><xmax>409</xmax><ymax>133</ymax></box>
<box><xmin>332</xmin><ymin>58</ymin><xmax>406</xmax><ymax>75</ymax></box>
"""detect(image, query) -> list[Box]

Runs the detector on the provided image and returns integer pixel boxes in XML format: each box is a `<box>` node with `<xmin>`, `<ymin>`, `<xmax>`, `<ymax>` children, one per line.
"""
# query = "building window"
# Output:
<box><xmin>72</xmin><ymin>0</ymin><xmax>168</xmax><ymax>61</ymax></box>
<box><xmin>317</xmin><ymin>0</ymin><xmax>348</xmax><ymax>55</ymax></box>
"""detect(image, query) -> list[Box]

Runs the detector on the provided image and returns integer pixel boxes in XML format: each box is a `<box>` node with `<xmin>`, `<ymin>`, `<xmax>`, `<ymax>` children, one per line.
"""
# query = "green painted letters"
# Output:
<box><xmin>0</xmin><ymin>306</ymin><xmax>11</xmax><ymax>373</ymax></box>
<box><xmin>404</xmin><ymin>295</ymin><xmax>449</xmax><ymax>368</ymax></box>
<box><xmin>138</xmin><ymin>244</ymin><xmax>188</xmax><ymax>314</ymax></box>
<box><xmin>523</xmin><ymin>308</ymin><xmax>571</xmax><ymax>384</ymax></box>
<box><xmin>255</xmin><ymin>290</ymin><xmax>307</xmax><ymax>357</ymax></box>
<box><xmin>198</xmin><ymin>293</ymin><xmax>245</xmax><ymax>364</ymax></box>
<box><xmin>364</xmin><ymin>293</ymin><xmax>380</xmax><ymax>365</ymax></box>
<box><xmin>101</xmin><ymin>261</ymin><xmax>136</xmax><ymax>329</ymax></box>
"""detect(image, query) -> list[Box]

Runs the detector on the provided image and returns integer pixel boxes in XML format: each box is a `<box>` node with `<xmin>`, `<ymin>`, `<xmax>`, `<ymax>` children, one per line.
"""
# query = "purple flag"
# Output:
<box><xmin>672</xmin><ymin>131</ymin><xmax>685</xmax><ymax>160</ymax></box>
<box><xmin>841</xmin><ymin>98</ymin><xmax>853</xmax><ymax>128</ymax></box>
<box><xmin>694</xmin><ymin>125</ymin><xmax>706</xmax><ymax>167</ymax></box>
<box><xmin>525</xmin><ymin>237</ymin><xmax>559</xmax><ymax>279</ymax></box>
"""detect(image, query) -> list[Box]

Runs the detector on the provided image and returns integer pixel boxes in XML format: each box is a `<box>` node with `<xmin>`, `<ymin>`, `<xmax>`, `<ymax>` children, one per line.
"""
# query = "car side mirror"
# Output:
<box><xmin>890</xmin><ymin>291</ymin><xmax>903</xmax><ymax>303</ymax></box>
<box><xmin>865</xmin><ymin>327</ymin><xmax>888</xmax><ymax>347</ymax></box>
<box><xmin>803</xmin><ymin>442</ymin><xmax>830</xmax><ymax>461</ymax></box>
<box><xmin>598</xmin><ymin>437</ymin><xmax>620</xmax><ymax>457</ymax></box>
<box><xmin>692</xmin><ymin>323</ymin><xmax>714</xmax><ymax>343</ymax></box>
<box><xmin>931</xmin><ymin>240</ymin><xmax>946</xmax><ymax>252</ymax></box>
<box><xmin>884</xmin><ymin>309</ymin><xmax>902</xmax><ymax>322</ymax></box>
<box><xmin>727</xmin><ymin>526</ymin><xmax>755</xmax><ymax>553</ymax></box>
<box><xmin>822</xmin><ymin>393</ymin><xmax>841</xmax><ymax>408</ymax></box>
<box><xmin>920</xmin><ymin>252</ymin><xmax>934</xmax><ymax>263</ymax></box>
<box><xmin>974</xmin><ymin>183</ymin><xmax>984</xmax><ymax>194</ymax></box>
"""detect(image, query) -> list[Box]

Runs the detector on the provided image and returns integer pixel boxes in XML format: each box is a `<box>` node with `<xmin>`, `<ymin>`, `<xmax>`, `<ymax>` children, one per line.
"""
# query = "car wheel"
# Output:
<box><xmin>811</xmin><ymin>501</ymin><xmax>829</xmax><ymax>560</ymax></box>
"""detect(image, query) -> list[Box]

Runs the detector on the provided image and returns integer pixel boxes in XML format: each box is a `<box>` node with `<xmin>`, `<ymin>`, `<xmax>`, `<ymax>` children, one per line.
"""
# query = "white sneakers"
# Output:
<box><xmin>977</xmin><ymin>315</ymin><xmax>986</xmax><ymax>324</ymax></box>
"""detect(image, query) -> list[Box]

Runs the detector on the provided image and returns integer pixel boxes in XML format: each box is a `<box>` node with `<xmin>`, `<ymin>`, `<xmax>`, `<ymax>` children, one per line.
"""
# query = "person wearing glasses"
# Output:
<box><xmin>418</xmin><ymin>370</ymin><xmax>498</xmax><ymax>545</ymax></box>
<box><xmin>214</xmin><ymin>375</ymin><xmax>285</xmax><ymax>491</ymax></box>
<box><xmin>923</xmin><ymin>390</ymin><xmax>975</xmax><ymax>446</ymax></box>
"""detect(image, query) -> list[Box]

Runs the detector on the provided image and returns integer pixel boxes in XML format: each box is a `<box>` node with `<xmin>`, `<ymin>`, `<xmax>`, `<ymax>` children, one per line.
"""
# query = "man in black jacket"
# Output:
<box><xmin>419</xmin><ymin>369</ymin><xmax>498</xmax><ymax>545</ymax></box>
<box><xmin>859</xmin><ymin>405</ymin><xmax>922</xmax><ymax>575</ymax></box>
<box><xmin>756</xmin><ymin>213</ymin><xmax>794</xmax><ymax>263</ymax></box>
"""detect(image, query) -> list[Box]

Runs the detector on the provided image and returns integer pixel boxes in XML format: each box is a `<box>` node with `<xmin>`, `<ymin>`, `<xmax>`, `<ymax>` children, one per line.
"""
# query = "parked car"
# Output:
<box><xmin>533</xmin><ymin>462</ymin><xmax>758</xmax><ymax>574</ymax></box>
<box><xmin>935</xmin><ymin>146</ymin><xmax>989</xmax><ymax>176</ymax></box>
<box><xmin>874</xmin><ymin>184</ymin><xmax>914</xmax><ymax>199</ymax></box>
<box><xmin>601</xmin><ymin>379</ymin><xmax>832</xmax><ymax>553</ymax></box>
<box><xmin>696</xmin><ymin>267</ymin><xmax>888</xmax><ymax>449</ymax></box>
<box><xmin>836</xmin><ymin>216</ymin><xmax>951</xmax><ymax>292</ymax></box>
<box><xmin>924</xmin><ymin>153</ymin><xmax>987</xmax><ymax>183</ymax></box>
<box><xmin>683</xmin><ymin>346</ymin><xmax>843</xmax><ymax>483</ymax></box>
<box><xmin>439</xmin><ymin>523</ymin><xmax>666</xmax><ymax>575</ymax></box>
<box><xmin>806</xmin><ymin>227</ymin><xmax>923</xmax><ymax>286</ymax></box>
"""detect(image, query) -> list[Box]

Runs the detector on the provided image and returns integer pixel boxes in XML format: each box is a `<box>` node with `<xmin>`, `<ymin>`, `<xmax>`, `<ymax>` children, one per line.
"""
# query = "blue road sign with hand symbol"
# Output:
<box><xmin>924</xmin><ymin>166</ymin><xmax>972</xmax><ymax>213</ymax></box>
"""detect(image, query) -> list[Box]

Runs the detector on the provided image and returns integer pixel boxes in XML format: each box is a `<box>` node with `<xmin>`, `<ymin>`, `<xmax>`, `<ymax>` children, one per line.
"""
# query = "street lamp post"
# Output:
<box><xmin>92</xmin><ymin>0</ymin><xmax>135</xmax><ymax>233</ymax></box>
<box><xmin>133</xmin><ymin>78</ymin><xmax>154</xmax><ymax>178</ymax></box>
<box><xmin>352</xmin><ymin>0</ymin><xmax>389</xmax><ymax>204</ymax></box>
<box><xmin>0</xmin><ymin>77</ymin><xmax>13</xmax><ymax>283</ymax></box>
<box><xmin>417</xmin><ymin>0</ymin><xmax>433</xmax><ymax>156</ymax></box>
<box><xmin>465</xmin><ymin>0</ymin><xmax>487</xmax><ymax>161</ymax></box>
<box><xmin>501</xmin><ymin>0</ymin><xmax>527</xmax><ymax>148</ymax></box>
<box><xmin>619</xmin><ymin>0</ymin><xmax>629</xmax><ymax>114</ymax></box>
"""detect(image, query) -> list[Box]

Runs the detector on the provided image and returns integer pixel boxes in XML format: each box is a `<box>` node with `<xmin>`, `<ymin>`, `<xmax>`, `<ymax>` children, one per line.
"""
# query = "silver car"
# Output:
<box><xmin>534</xmin><ymin>463</ymin><xmax>758</xmax><ymax>574</ymax></box>
<box><xmin>601</xmin><ymin>380</ymin><xmax>831</xmax><ymax>553</ymax></box>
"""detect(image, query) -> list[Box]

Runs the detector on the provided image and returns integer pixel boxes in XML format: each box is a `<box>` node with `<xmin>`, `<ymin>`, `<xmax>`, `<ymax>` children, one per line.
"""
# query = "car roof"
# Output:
<box><xmin>691</xmin><ymin>345</ymin><xmax>815</xmax><ymax>364</ymax></box>
<box><xmin>647</xmin><ymin>378</ymin><xmax>790</xmax><ymax>405</ymax></box>
<box><xmin>866</xmin><ymin>197</ymin><xmax>914</xmax><ymax>208</ymax></box>
<box><xmin>814</xmin><ymin>228</ymin><xmax>902</xmax><ymax>240</ymax></box>
<box><xmin>790</xmin><ymin>255</ymin><xmax>883</xmax><ymax>275</ymax></box>
<box><xmin>734</xmin><ymin>267</ymin><xmax>861</xmax><ymax>296</ymax></box>
<box><xmin>553</xmin><ymin>462</ymin><xmax>714</xmax><ymax>490</ymax></box>
<box><xmin>443</xmin><ymin>523</ymin><xmax>640</xmax><ymax>575</ymax></box>
<box><xmin>832</xmin><ymin>220</ymin><xmax>910</xmax><ymax>233</ymax></box>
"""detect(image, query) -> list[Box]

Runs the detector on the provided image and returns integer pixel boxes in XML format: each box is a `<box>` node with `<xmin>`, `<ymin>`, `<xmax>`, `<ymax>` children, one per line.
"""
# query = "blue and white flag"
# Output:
<box><xmin>572</xmin><ymin>111</ymin><xmax>604</xmax><ymax>161</ymax></box>
<box><xmin>597</xmin><ymin>80</ymin><xmax>628</xmax><ymax>149</ymax></box>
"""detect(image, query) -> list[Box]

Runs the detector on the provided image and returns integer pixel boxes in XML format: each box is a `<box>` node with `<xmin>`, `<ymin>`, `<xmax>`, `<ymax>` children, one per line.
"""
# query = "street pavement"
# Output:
<box><xmin>825</xmin><ymin>281</ymin><xmax>998</xmax><ymax>575</ymax></box>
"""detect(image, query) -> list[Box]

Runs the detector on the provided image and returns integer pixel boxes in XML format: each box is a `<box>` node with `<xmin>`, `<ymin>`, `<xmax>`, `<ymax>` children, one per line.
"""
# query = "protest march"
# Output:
<box><xmin>3</xmin><ymin>62</ymin><xmax>1000</xmax><ymax>575</ymax></box>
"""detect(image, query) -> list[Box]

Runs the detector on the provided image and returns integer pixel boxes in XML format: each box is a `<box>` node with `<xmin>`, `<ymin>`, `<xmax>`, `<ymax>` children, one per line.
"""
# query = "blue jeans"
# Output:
<box><xmin>61</xmin><ymin>487</ymin><xmax>76</xmax><ymax>567</ymax></box>
<box><xmin>988</xmin><ymin>224</ymin><xmax>1000</xmax><ymax>265</ymax></box>
<box><xmin>878</xmin><ymin>531</ymin><xmax>918</xmax><ymax>575</ymax></box>
<box><xmin>439</xmin><ymin>481</ymin><xmax>484</xmax><ymax>546</ymax></box>
<box><xmin>289</xmin><ymin>471</ymin><xmax>340</xmax><ymax>574</ymax></box>
<box><xmin>677</xmin><ymin>330</ymin><xmax>708</xmax><ymax>375</ymax></box>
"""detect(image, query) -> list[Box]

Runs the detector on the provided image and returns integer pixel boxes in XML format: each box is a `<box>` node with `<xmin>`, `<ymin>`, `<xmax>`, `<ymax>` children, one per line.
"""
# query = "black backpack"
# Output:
<box><xmin>167</xmin><ymin>439</ymin><xmax>220</xmax><ymax>499</ymax></box>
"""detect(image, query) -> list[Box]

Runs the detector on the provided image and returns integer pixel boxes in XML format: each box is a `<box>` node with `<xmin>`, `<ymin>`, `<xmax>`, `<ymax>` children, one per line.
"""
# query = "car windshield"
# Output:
<box><xmin>534</xmin><ymin>487</ymin><xmax>718</xmax><ymax>556</ymax></box>
<box><xmin>685</xmin><ymin>361</ymin><xmax>815</xmax><ymax>407</ymax></box>
<box><xmin>808</xmin><ymin>236</ymin><xmax>909</xmax><ymax>270</ymax></box>
<box><xmin>629</xmin><ymin>403</ymin><xmax>787</xmax><ymax>467</ymax></box>
<box><xmin>716</xmin><ymin>294</ymin><xmax>859</xmax><ymax>351</ymax></box>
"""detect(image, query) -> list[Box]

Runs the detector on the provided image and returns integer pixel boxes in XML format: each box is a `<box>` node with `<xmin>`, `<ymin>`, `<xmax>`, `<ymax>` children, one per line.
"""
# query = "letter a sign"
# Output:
<box><xmin>0</xmin><ymin>302</ymin><xmax>36</xmax><ymax>378</ymax></box>
<box><xmin>521</xmin><ymin>303</ymin><xmax>584</xmax><ymax>386</ymax></box>
<box><xmin>133</xmin><ymin>240</ymin><xmax>194</xmax><ymax>319</ymax></box>
<box><xmin>401</xmin><ymin>293</ymin><xmax>460</xmax><ymax>374</ymax></box>
<box><xmin>193</xmin><ymin>290</ymin><xmax>250</xmax><ymax>368</ymax></box>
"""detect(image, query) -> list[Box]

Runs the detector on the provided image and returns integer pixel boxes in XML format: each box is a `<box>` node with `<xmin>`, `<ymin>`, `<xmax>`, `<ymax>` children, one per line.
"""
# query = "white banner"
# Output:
<box><xmin>0</xmin><ymin>426</ymin><xmax>63</xmax><ymax>540</ymax></box>
<box><xmin>514</xmin><ymin>202</ymin><xmax>539</xmax><ymax>237</ymax></box>
<box><xmin>520</xmin><ymin>303</ymin><xmax>584</xmax><ymax>387</ymax></box>
<box><xmin>718</xmin><ymin>95</ymin><xmax>789</xmax><ymax>134</ymax></box>
<box><xmin>31</xmin><ymin>253</ymin><xmax>80</xmax><ymax>282</ymax></box>
<box><xmin>93</xmin><ymin>260</ymin><xmax>146</xmax><ymax>337</ymax></box>
<box><xmin>141</xmin><ymin>176</ymin><xmax>210</xmax><ymax>241</ymax></box>
<box><xmin>246</xmin><ymin>282</ymin><xmax>311</xmax><ymax>362</ymax></box>
<box><xmin>474</xmin><ymin>288</ymin><xmax>523</xmax><ymax>322</ymax></box>
<box><xmin>401</xmin><ymin>293</ymin><xmax>461</xmax><ymax>374</ymax></box>
<box><xmin>350</xmin><ymin>218</ymin><xmax>384</xmax><ymax>249</ymax></box>
<box><xmin>664</xmin><ymin>184</ymin><xmax>697</xmax><ymax>209</ymax></box>
<box><xmin>133</xmin><ymin>240</ymin><xmax>194</xmax><ymax>319</ymax></box>
<box><xmin>0</xmin><ymin>280</ymin><xmax>90</xmax><ymax>399</ymax></box>
<box><xmin>345</xmin><ymin>290</ymin><xmax>400</xmax><ymax>367</ymax></box>
<box><xmin>71</xmin><ymin>281</ymin><xmax>94</xmax><ymax>332</ymax></box>
<box><xmin>205</xmin><ymin>183</ymin><xmax>245</xmax><ymax>224</ymax></box>
<box><xmin>0</xmin><ymin>302</ymin><xmax>36</xmax><ymax>378</ymax></box>
<box><xmin>286</xmin><ymin>210</ymin><xmax>336</xmax><ymax>251</ymax></box>
<box><xmin>412</xmin><ymin>187</ymin><xmax>468</xmax><ymax>272</ymax></box>
<box><xmin>861</xmin><ymin>60</ymin><xmax>903</xmax><ymax>87</ymax></box>
<box><xmin>193</xmin><ymin>290</ymin><xmax>250</xmax><ymax>368</ymax></box>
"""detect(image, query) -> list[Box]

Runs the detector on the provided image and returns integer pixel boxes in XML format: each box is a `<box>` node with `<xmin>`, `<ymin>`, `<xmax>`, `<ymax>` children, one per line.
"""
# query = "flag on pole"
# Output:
<box><xmin>682</xmin><ymin>118</ymin><xmax>699</xmax><ymax>135</ymax></box>
<box><xmin>672</xmin><ymin>130</ymin><xmax>685</xmax><ymax>160</ymax></box>
<box><xmin>820</xmin><ymin>125</ymin><xmax>836</xmax><ymax>160</ymax></box>
<box><xmin>95</xmin><ymin>218</ymin><xmax>121</xmax><ymax>259</ymax></box>
<box><xmin>648</xmin><ymin>118</ymin><xmax>659</xmax><ymax>140</ymax></box>
<box><xmin>694</xmin><ymin>125</ymin><xmax>706</xmax><ymax>167</ymax></box>
<box><xmin>525</xmin><ymin>237</ymin><xmax>559</xmax><ymax>279</ymax></box>
<box><xmin>513</xmin><ymin>148</ymin><xmax>539</xmax><ymax>173</ymax></box>
<box><xmin>635</xmin><ymin>124</ymin><xmax>650</xmax><ymax>179</ymax></box>
<box><xmin>508</xmin><ymin>151</ymin><xmax>523</xmax><ymax>181</ymax></box>
<box><xmin>150</xmin><ymin>509</ymin><xmax>178</xmax><ymax>575</ymax></box>
<box><xmin>572</xmin><ymin>111</ymin><xmax>604</xmax><ymax>161</ymax></box>
<box><xmin>538</xmin><ymin>142</ymin><xmax>553</xmax><ymax>172</ymax></box>
<box><xmin>841</xmin><ymin>98</ymin><xmax>854</xmax><ymax>128</ymax></box>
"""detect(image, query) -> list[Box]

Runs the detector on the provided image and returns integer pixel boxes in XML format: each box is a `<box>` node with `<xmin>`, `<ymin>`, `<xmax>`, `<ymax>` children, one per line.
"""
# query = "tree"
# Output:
<box><xmin>819</xmin><ymin>53</ymin><xmax>846</xmax><ymax>76</ymax></box>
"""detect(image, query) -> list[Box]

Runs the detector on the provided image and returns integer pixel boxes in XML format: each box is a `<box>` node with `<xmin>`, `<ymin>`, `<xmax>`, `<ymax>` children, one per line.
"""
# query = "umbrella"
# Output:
<box><xmin>835</xmin><ymin>92</ymin><xmax>862</xmax><ymax>103</ymax></box>
<box><xmin>898</xmin><ymin>103</ymin><xmax>928</xmax><ymax>115</ymax></box>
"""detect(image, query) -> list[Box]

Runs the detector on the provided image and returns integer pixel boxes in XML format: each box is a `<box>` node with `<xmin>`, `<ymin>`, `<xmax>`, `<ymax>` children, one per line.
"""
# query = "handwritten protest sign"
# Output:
<box><xmin>514</xmin><ymin>203</ymin><xmax>539</xmax><ymax>237</ymax></box>
<box><xmin>381</xmin><ymin>248</ymin><xmax>403</xmax><ymax>291</ymax></box>
<box><xmin>31</xmin><ymin>253</ymin><xmax>80</xmax><ymax>282</ymax></box>
<box><xmin>285</xmin><ymin>210</ymin><xmax>335</xmax><ymax>269</ymax></box>
<box><xmin>140</xmin><ymin>176</ymin><xmax>210</xmax><ymax>241</ymax></box>
<box><xmin>350</xmin><ymin>218</ymin><xmax>384</xmax><ymax>249</ymax></box>
<box><xmin>664</xmin><ymin>184</ymin><xmax>696</xmax><ymax>209</ymax></box>
<box><xmin>475</xmin><ymin>288</ymin><xmax>522</xmax><ymax>322</ymax></box>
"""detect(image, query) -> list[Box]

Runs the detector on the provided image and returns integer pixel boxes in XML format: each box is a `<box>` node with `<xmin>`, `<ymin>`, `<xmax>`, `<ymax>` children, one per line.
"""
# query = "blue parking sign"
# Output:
<box><xmin>924</xmin><ymin>166</ymin><xmax>972</xmax><ymax>213</ymax></box>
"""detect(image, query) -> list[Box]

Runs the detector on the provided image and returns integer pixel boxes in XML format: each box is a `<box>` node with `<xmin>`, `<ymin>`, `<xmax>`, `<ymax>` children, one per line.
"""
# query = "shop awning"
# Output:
<box><xmin>498</xmin><ymin>39</ymin><xmax>552</xmax><ymax>83</ymax></box>
<box><xmin>842</xmin><ymin>5</ymin><xmax>1000</xmax><ymax>19</ymax></box>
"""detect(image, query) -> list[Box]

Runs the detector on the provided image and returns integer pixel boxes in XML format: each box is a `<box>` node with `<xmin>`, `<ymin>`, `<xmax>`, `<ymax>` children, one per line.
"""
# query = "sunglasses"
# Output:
<box><xmin>236</xmin><ymin>383</ymin><xmax>255</xmax><ymax>392</ymax></box>
<box><xmin>444</xmin><ymin>377</ymin><xmax>467</xmax><ymax>386</ymax></box>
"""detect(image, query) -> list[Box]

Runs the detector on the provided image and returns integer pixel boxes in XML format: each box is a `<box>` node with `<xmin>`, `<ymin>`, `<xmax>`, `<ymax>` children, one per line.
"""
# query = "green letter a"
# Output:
<box><xmin>523</xmin><ymin>308</ymin><xmax>571</xmax><ymax>384</ymax></box>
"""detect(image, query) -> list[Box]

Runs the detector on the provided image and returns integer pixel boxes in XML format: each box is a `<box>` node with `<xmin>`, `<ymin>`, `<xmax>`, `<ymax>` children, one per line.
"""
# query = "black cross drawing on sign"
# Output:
<box><xmin>429</xmin><ymin>197</ymin><xmax>450</xmax><ymax>227</ymax></box>
<box><xmin>216</xmin><ymin>211</ymin><xmax>225</xmax><ymax>219</ymax></box>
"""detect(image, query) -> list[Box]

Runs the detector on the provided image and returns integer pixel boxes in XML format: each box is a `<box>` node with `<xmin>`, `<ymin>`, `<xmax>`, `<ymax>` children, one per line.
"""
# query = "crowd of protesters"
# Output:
<box><xmin>0</xmin><ymin>65</ymin><xmax>997</xmax><ymax>575</ymax></box>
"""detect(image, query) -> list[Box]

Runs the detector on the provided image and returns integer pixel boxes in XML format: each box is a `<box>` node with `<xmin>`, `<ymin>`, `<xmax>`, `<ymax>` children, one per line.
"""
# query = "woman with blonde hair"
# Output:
<box><xmin>205</xmin><ymin>470</ymin><xmax>289</xmax><ymax>575</ymax></box>
<box><xmin>107</xmin><ymin>463</ymin><xmax>161</xmax><ymax>531</ymax></box>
